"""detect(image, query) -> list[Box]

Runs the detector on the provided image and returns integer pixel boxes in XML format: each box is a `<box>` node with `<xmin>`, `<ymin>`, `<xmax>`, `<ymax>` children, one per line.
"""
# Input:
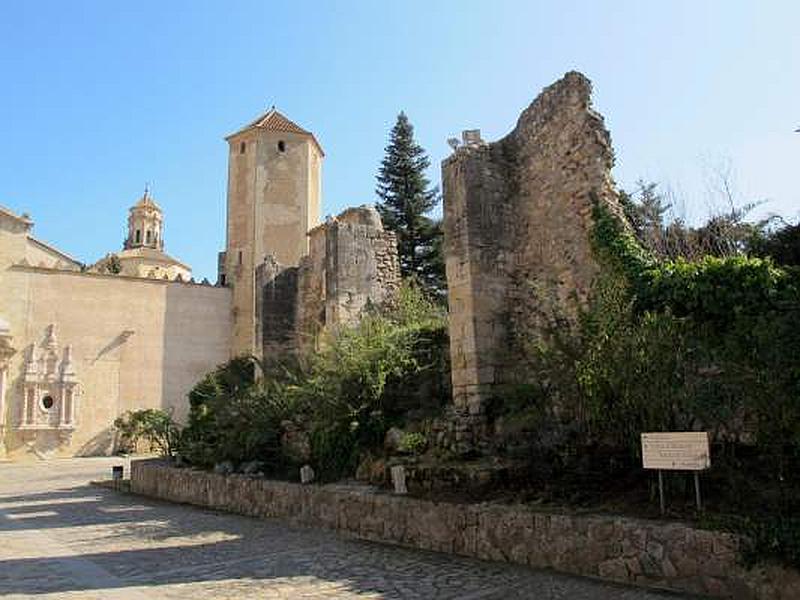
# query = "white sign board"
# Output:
<box><xmin>641</xmin><ymin>432</ymin><xmax>710</xmax><ymax>471</ymax></box>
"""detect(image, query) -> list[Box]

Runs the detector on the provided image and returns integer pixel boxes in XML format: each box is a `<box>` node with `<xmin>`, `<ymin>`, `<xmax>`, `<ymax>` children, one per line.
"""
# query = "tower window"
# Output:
<box><xmin>240</xmin><ymin>141</ymin><xmax>246</xmax><ymax>154</ymax></box>
<box><xmin>41</xmin><ymin>395</ymin><xmax>54</xmax><ymax>410</ymax></box>
<box><xmin>135</xmin><ymin>230</ymin><xmax>141</xmax><ymax>243</ymax></box>
<box><xmin>146</xmin><ymin>230</ymin><xmax>152</xmax><ymax>244</ymax></box>
<box><xmin>277</xmin><ymin>140</ymin><xmax>286</xmax><ymax>152</ymax></box>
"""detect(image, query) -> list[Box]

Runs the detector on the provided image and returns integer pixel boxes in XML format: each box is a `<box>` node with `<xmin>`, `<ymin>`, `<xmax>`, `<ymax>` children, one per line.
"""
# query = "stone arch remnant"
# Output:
<box><xmin>442</xmin><ymin>71</ymin><xmax>624</xmax><ymax>451</ymax></box>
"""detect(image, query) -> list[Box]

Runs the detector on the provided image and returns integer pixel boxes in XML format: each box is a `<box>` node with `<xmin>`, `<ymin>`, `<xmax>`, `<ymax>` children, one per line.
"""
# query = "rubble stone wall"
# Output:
<box><xmin>258</xmin><ymin>206</ymin><xmax>400</xmax><ymax>357</ymax></box>
<box><xmin>442</xmin><ymin>71</ymin><xmax>622</xmax><ymax>444</ymax></box>
<box><xmin>131</xmin><ymin>460</ymin><xmax>800</xmax><ymax>600</ymax></box>
<box><xmin>256</xmin><ymin>257</ymin><xmax>299</xmax><ymax>357</ymax></box>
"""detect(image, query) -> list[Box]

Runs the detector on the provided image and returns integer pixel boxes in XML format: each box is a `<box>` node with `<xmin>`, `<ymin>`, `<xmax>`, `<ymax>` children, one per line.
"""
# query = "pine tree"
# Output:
<box><xmin>376</xmin><ymin>112</ymin><xmax>446</xmax><ymax>297</ymax></box>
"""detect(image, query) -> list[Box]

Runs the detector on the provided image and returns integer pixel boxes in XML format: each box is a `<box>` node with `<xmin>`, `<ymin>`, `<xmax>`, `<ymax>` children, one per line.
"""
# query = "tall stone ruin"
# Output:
<box><xmin>256</xmin><ymin>205</ymin><xmax>400</xmax><ymax>357</ymax></box>
<box><xmin>442</xmin><ymin>71</ymin><xmax>622</xmax><ymax>449</ymax></box>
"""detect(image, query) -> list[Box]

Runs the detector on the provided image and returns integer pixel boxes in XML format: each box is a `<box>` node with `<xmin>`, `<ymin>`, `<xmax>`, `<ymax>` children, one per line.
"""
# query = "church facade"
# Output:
<box><xmin>0</xmin><ymin>110</ymin><xmax>398</xmax><ymax>460</ymax></box>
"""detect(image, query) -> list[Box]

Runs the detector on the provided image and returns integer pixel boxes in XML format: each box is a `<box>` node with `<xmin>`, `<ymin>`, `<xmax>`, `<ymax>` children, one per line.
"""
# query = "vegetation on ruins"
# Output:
<box><xmin>178</xmin><ymin>283</ymin><xmax>449</xmax><ymax>480</ymax></box>
<box><xmin>175</xmin><ymin>155</ymin><xmax>799</xmax><ymax>565</ymax></box>
<box><xmin>376</xmin><ymin>112</ymin><xmax>446</xmax><ymax>297</ymax></box>
<box><xmin>493</xmin><ymin>187</ymin><xmax>800</xmax><ymax>567</ymax></box>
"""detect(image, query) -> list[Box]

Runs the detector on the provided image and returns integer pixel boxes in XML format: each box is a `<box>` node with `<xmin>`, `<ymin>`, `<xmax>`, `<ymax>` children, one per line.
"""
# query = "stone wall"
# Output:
<box><xmin>257</xmin><ymin>205</ymin><xmax>400</xmax><ymax>357</ymax></box>
<box><xmin>256</xmin><ymin>257</ymin><xmax>299</xmax><ymax>356</ymax></box>
<box><xmin>319</xmin><ymin>206</ymin><xmax>400</xmax><ymax>328</ymax></box>
<box><xmin>131</xmin><ymin>460</ymin><xmax>800</xmax><ymax>600</ymax></box>
<box><xmin>0</xmin><ymin>265</ymin><xmax>231</xmax><ymax>459</ymax></box>
<box><xmin>442</xmin><ymin>71</ymin><xmax>622</xmax><ymax>448</ymax></box>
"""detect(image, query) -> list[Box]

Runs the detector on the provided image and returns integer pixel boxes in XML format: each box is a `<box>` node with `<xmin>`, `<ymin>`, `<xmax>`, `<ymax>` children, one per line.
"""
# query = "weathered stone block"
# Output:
<box><xmin>442</xmin><ymin>71</ymin><xmax>625</xmax><ymax>446</ymax></box>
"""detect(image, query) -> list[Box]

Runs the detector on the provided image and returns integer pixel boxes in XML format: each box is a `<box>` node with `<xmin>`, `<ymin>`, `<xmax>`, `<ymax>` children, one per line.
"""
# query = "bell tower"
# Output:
<box><xmin>222</xmin><ymin>108</ymin><xmax>323</xmax><ymax>357</ymax></box>
<box><xmin>124</xmin><ymin>187</ymin><xmax>164</xmax><ymax>251</ymax></box>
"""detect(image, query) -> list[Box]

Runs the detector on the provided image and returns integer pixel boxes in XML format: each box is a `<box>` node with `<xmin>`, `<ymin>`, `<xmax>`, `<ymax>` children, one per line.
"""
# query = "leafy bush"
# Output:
<box><xmin>114</xmin><ymin>409</ymin><xmax>181</xmax><ymax>457</ymax></box>
<box><xmin>398</xmin><ymin>432</ymin><xmax>427</xmax><ymax>455</ymax></box>
<box><xmin>300</xmin><ymin>283</ymin><xmax>448</xmax><ymax>479</ymax></box>
<box><xmin>180</xmin><ymin>283</ymin><xmax>449</xmax><ymax>481</ymax></box>
<box><xmin>497</xmin><ymin>197</ymin><xmax>800</xmax><ymax>569</ymax></box>
<box><xmin>179</xmin><ymin>356</ymin><xmax>297</xmax><ymax>470</ymax></box>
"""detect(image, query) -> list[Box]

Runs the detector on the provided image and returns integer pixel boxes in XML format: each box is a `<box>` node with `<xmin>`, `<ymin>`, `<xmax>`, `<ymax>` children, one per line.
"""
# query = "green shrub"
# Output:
<box><xmin>499</xmin><ymin>198</ymin><xmax>800</xmax><ymax>569</ymax></box>
<box><xmin>398</xmin><ymin>432</ymin><xmax>427</xmax><ymax>455</ymax></box>
<box><xmin>300</xmin><ymin>283</ymin><xmax>448</xmax><ymax>479</ymax></box>
<box><xmin>180</xmin><ymin>356</ymin><xmax>297</xmax><ymax>470</ymax></box>
<box><xmin>180</xmin><ymin>282</ymin><xmax>449</xmax><ymax>480</ymax></box>
<box><xmin>114</xmin><ymin>409</ymin><xmax>180</xmax><ymax>458</ymax></box>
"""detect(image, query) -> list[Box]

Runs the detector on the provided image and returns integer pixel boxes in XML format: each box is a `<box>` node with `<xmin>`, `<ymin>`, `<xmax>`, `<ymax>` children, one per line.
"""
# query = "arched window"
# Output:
<box><xmin>240</xmin><ymin>141</ymin><xmax>246</xmax><ymax>154</ymax></box>
<box><xmin>135</xmin><ymin>230</ymin><xmax>141</xmax><ymax>243</ymax></box>
<box><xmin>278</xmin><ymin>140</ymin><xmax>286</xmax><ymax>152</ymax></box>
<box><xmin>146</xmin><ymin>230</ymin><xmax>152</xmax><ymax>244</ymax></box>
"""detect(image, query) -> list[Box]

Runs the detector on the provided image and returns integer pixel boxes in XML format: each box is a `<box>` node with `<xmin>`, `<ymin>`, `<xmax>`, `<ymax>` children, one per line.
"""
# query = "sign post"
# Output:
<box><xmin>641</xmin><ymin>432</ymin><xmax>710</xmax><ymax>514</ymax></box>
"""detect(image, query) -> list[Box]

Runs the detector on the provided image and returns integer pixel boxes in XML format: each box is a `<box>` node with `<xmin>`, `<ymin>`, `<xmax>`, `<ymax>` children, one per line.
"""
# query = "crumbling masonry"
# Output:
<box><xmin>442</xmin><ymin>71</ymin><xmax>624</xmax><ymax>449</ymax></box>
<box><xmin>256</xmin><ymin>205</ymin><xmax>400</xmax><ymax>357</ymax></box>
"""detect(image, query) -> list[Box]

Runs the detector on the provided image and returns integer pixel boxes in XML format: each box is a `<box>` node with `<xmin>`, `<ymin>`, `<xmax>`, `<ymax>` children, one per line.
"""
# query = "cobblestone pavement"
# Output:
<box><xmin>0</xmin><ymin>458</ymin><xmax>692</xmax><ymax>599</ymax></box>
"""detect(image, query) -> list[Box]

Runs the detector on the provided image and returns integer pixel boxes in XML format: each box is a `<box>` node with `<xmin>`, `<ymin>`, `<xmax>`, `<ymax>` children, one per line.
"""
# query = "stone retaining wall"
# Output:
<box><xmin>131</xmin><ymin>459</ymin><xmax>799</xmax><ymax>599</ymax></box>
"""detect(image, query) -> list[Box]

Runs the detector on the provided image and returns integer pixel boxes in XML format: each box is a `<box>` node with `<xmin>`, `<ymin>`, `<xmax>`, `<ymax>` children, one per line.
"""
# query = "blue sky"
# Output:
<box><xmin>1</xmin><ymin>1</ymin><xmax>798</xmax><ymax>280</ymax></box>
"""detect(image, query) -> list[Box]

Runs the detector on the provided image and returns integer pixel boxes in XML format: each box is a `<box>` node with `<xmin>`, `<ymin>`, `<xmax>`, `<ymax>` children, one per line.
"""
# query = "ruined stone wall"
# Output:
<box><xmin>259</xmin><ymin>206</ymin><xmax>400</xmax><ymax>357</ymax></box>
<box><xmin>255</xmin><ymin>257</ymin><xmax>299</xmax><ymax>358</ymax></box>
<box><xmin>323</xmin><ymin>206</ymin><xmax>400</xmax><ymax>327</ymax></box>
<box><xmin>294</xmin><ymin>226</ymin><xmax>327</xmax><ymax>348</ymax></box>
<box><xmin>442</xmin><ymin>71</ymin><xmax>622</xmax><ymax>444</ymax></box>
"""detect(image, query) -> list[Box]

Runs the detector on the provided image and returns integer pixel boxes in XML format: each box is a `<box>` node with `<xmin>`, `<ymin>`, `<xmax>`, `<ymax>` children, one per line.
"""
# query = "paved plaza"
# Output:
<box><xmin>0</xmin><ymin>458</ymin><xmax>690</xmax><ymax>599</ymax></box>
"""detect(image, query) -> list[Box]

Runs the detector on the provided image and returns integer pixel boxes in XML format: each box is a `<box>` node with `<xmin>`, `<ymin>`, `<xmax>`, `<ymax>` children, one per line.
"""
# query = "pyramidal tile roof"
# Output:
<box><xmin>226</xmin><ymin>108</ymin><xmax>324</xmax><ymax>155</ymax></box>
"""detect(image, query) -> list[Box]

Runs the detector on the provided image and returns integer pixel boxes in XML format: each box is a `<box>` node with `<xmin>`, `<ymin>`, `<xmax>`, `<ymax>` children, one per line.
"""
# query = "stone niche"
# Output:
<box><xmin>442</xmin><ymin>71</ymin><xmax>623</xmax><ymax>448</ymax></box>
<box><xmin>15</xmin><ymin>324</ymin><xmax>80</xmax><ymax>449</ymax></box>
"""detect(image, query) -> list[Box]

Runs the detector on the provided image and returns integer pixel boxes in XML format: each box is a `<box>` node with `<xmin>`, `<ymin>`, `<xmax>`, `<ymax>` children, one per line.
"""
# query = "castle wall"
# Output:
<box><xmin>0</xmin><ymin>265</ymin><xmax>231</xmax><ymax>459</ymax></box>
<box><xmin>442</xmin><ymin>72</ymin><xmax>622</xmax><ymax>447</ymax></box>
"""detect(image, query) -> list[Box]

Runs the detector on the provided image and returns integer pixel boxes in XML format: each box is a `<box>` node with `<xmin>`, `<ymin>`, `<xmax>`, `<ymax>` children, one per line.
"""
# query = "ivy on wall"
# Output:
<box><xmin>590</xmin><ymin>196</ymin><xmax>800</xmax><ymax>323</ymax></box>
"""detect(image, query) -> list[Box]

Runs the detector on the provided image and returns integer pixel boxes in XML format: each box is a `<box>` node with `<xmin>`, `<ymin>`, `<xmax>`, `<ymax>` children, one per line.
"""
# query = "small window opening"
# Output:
<box><xmin>238</xmin><ymin>250</ymin><xmax>243</xmax><ymax>265</ymax></box>
<box><xmin>41</xmin><ymin>395</ymin><xmax>54</xmax><ymax>410</ymax></box>
<box><xmin>240</xmin><ymin>141</ymin><xmax>246</xmax><ymax>154</ymax></box>
<box><xmin>135</xmin><ymin>230</ymin><xmax>141</xmax><ymax>243</ymax></box>
<box><xmin>277</xmin><ymin>140</ymin><xmax>286</xmax><ymax>152</ymax></box>
<box><xmin>146</xmin><ymin>230</ymin><xmax>152</xmax><ymax>244</ymax></box>
<box><xmin>220</xmin><ymin>274</ymin><xmax>227</xmax><ymax>286</ymax></box>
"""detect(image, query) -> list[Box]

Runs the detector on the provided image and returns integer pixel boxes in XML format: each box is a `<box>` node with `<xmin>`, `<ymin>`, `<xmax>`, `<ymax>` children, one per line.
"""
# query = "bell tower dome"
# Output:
<box><xmin>124</xmin><ymin>187</ymin><xmax>164</xmax><ymax>251</ymax></box>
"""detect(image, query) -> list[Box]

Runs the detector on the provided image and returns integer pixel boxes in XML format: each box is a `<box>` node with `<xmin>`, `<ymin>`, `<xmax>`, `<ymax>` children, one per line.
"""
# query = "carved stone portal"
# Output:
<box><xmin>17</xmin><ymin>324</ymin><xmax>80</xmax><ymax>445</ymax></box>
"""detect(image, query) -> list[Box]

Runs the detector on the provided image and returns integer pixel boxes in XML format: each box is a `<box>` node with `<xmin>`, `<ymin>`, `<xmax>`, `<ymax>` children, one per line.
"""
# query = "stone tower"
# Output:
<box><xmin>124</xmin><ymin>188</ymin><xmax>164</xmax><ymax>251</ymax></box>
<box><xmin>222</xmin><ymin>108</ymin><xmax>323</xmax><ymax>357</ymax></box>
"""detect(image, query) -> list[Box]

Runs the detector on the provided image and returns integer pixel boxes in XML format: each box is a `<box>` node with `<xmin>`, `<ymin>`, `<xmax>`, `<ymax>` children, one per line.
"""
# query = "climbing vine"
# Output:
<box><xmin>591</xmin><ymin>196</ymin><xmax>800</xmax><ymax>323</ymax></box>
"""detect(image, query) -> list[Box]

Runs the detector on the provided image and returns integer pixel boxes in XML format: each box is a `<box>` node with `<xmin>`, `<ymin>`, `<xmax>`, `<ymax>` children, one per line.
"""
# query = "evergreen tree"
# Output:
<box><xmin>376</xmin><ymin>112</ymin><xmax>445</xmax><ymax>297</ymax></box>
